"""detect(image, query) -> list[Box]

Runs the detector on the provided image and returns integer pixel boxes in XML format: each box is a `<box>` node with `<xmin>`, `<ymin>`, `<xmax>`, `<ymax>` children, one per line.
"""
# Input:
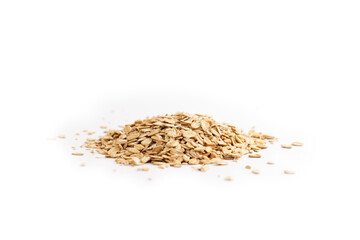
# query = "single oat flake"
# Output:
<box><xmin>72</xmin><ymin>153</ymin><xmax>84</xmax><ymax>156</ymax></box>
<box><xmin>137</xmin><ymin>167</ymin><xmax>150</xmax><ymax>172</ymax></box>
<box><xmin>197</xmin><ymin>166</ymin><xmax>210</xmax><ymax>172</ymax></box>
<box><xmin>83</xmin><ymin>113</ymin><xmax>275</xmax><ymax>168</ymax></box>
<box><xmin>281</xmin><ymin>144</ymin><xmax>292</xmax><ymax>149</ymax></box>
<box><xmin>291</xmin><ymin>142</ymin><xmax>303</xmax><ymax>147</ymax></box>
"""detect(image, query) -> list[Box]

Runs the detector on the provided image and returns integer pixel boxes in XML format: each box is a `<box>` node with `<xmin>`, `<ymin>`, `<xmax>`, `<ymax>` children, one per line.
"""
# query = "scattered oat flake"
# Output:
<box><xmin>224</xmin><ymin>176</ymin><xmax>233</xmax><ymax>181</ymax></box>
<box><xmin>291</xmin><ymin>142</ymin><xmax>303</xmax><ymax>147</ymax></box>
<box><xmin>72</xmin><ymin>153</ymin><xmax>84</xmax><ymax>156</ymax></box>
<box><xmin>281</xmin><ymin>144</ymin><xmax>292</xmax><ymax>149</ymax></box>
<box><xmin>252</xmin><ymin>169</ymin><xmax>260</xmax><ymax>174</ymax></box>
<box><xmin>267</xmin><ymin>161</ymin><xmax>275</xmax><ymax>165</ymax></box>
<box><xmin>249</xmin><ymin>154</ymin><xmax>261</xmax><ymax>158</ymax></box>
<box><xmin>58</xmin><ymin>134</ymin><xmax>66</xmax><ymax>139</ymax></box>
<box><xmin>100</xmin><ymin>126</ymin><xmax>108</xmax><ymax>129</ymax></box>
<box><xmin>197</xmin><ymin>166</ymin><xmax>209</xmax><ymax>172</ymax></box>
<box><xmin>245</xmin><ymin>165</ymin><xmax>252</xmax><ymax>169</ymax></box>
<box><xmin>80</xmin><ymin>162</ymin><xmax>87</xmax><ymax>167</ymax></box>
<box><xmin>215</xmin><ymin>160</ymin><xmax>228</xmax><ymax>166</ymax></box>
<box><xmin>137</xmin><ymin>167</ymin><xmax>150</xmax><ymax>171</ymax></box>
<box><xmin>284</xmin><ymin>170</ymin><xmax>295</xmax><ymax>174</ymax></box>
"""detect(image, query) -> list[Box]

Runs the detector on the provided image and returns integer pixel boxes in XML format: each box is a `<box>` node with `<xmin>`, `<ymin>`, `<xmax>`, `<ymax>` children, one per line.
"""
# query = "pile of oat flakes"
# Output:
<box><xmin>83</xmin><ymin>113</ymin><xmax>277</xmax><ymax>168</ymax></box>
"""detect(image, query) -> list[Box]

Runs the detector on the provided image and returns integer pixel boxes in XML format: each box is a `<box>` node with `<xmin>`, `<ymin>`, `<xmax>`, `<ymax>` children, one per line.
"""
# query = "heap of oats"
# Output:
<box><xmin>84</xmin><ymin>113</ymin><xmax>275</xmax><ymax>167</ymax></box>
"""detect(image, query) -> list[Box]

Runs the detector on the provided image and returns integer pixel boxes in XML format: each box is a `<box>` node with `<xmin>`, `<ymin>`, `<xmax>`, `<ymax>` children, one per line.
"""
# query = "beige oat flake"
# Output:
<box><xmin>291</xmin><ymin>142</ymin><xmax>303</xmax><ymax>147</ymax></box>
<box><xmin>137</xmin><ymin>167</ymin><xmax>150</xmax><ymax>172</ymax></box>
<box><xmin>197</xmin><ymin>166</ymin><xmax>210</xmax><ymax>172</ymax></box>
<box><xmin>72</xmin><ymin>153</ymin><xmax>84</xmax><ymax>156</ymax></box>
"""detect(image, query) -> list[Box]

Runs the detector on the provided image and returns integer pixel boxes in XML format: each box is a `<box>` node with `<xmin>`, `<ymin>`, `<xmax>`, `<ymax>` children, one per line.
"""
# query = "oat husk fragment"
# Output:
<box><xmin>84</xmin><ymin>113</ymin><xmax>275</xmax><ymax>167</ymax></box>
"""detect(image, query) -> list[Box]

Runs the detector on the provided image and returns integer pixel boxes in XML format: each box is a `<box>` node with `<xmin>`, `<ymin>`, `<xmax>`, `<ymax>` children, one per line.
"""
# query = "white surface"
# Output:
<box><xmin>0</xmin><ymin>0</ymin><xmax>359</xmax><ymax>239</ymax></box>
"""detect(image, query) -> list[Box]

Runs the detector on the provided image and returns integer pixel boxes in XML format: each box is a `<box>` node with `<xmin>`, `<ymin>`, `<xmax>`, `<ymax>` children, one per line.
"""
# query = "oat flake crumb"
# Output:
<box><xmin>80</xmin><ymin>162</ymin><xmax>87</xmax><ymax>167</ymax></box>
<box><xmin>224</xmin><ymin>176</ymin><xmax>233</xmax><ymax>181</ymax></box>
<box><xmin>281</xmin><ymin>144</ymin><xmax>292</xmax><ymax>149</ymax></box>
<box><xmin>58</xmin><ymin>134</ymin><xmax>66</xmax><ymax>139</ymax></box>
<box><xmin>252</xmin><ymin>169</ymin><xmax>260</xmax><ymax>174</ymax></box>
<box><xmin>266</xmin><ymin>161</ymin><xmax>275</xmax><ymax>165</ymax></box>
<box><xmin>245</xmin><ymin>165</ymin><xmax>252</xmax><ymax>169</ymax></box>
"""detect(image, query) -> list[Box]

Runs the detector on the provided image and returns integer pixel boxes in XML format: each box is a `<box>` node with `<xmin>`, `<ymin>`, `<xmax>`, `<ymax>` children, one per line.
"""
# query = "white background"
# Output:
<box><xmin>1</xmin><ymin>0</ymin><xmax>359</xmax><ymax>239</ymax></box>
